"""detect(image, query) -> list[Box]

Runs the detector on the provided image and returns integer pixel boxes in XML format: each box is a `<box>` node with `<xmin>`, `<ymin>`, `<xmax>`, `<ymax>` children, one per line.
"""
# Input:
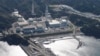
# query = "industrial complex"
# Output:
<box><xmin>12</xmin><ymin>5</ymin><xmax>72</xmax><ymax>36</ymax></box>
<box><xmin>0</xmin><ymin>0</ymin><xmax>83</xmax><ymax>56</ymax></box>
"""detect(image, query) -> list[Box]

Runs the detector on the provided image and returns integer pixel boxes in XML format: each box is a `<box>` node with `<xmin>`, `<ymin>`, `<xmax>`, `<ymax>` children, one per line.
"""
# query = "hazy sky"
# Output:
<box><xmin>0</xmin><ymin>42</ymin><xmax>28</xmax><ymax>56</ymax></box>
<box><xmin>44</xmin><ymin>36</ymin><xmax>100</xmax><ymax>56</ymax></box>
<box><xmin>0</xmin><ymin>36</ymin><xmax>100</xmax><ymax>56</ymax></box>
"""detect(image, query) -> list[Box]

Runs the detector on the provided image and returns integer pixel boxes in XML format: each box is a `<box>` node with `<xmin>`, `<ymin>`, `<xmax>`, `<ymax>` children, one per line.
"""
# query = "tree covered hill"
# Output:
<box><xmin>49</xmin><ymin>0</ymin><xmax>100</xmax><ymax>15</ymax></box>
<box><xmin>0</xmin><ymin>0</ymin><xmax>100</xmax><ymax>38</ymax></box>
<box><xmin>1</xmin><ymin>0</ymin><xmax>100</xmax><ymax>18</ymax></box>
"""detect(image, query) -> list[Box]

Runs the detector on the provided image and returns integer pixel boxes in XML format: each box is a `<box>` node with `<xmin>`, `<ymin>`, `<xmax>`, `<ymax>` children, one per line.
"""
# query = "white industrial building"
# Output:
<box><xmin>17</xmin><ymin>17</ymin><xmax>29</xmax><ymax>27</ymax></box>
<box><xmin>28</xmin><ymin>18</ymin><xmax>34</xmax><ymax>25</ymax></box>
<box><xmin>48</xmin><ymin>19</ymin><xmax>67</xmax><ymax>28</ymax></box>
<box><xmin>48</xmin><ymin>20</ymin><xmax>60</xmax><ymax>28</ymax></box>
<box><xmin>28</xmin><ymin>18</ymin><xmax>34</xmax><ymax>22</ymax></box>
<box><xmin>17</xmin><ymin>21</ymin><xmax>29</xmax><ymax>27</ymax></box>
<box><xmin>12</xmin><ymin>9</ymin><xmax>22</xmax><ymax>18</ymax></box>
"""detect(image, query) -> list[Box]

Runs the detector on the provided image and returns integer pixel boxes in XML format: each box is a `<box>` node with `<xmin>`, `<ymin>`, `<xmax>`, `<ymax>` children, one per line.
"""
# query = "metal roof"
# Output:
<box><xmin>22</xmin><ymin>25</ymin><xmax>36</xmax><ymax>29</ymax></box>
<box><xmin>49</xmin><ymin>20</ymin><xmax>60</xmax><ymax>25</ymax></box>
<box><xmin>17</xmin><ymin>21</ymin><xmax>29</xmax><ymax>26</ymax></box>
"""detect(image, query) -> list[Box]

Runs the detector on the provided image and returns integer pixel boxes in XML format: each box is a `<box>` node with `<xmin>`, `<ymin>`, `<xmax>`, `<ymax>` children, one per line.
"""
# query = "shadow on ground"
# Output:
<box><xmin>0</xmin><ymin>34</ymin><xmax>29</xmax><ymax>46</ymax></box>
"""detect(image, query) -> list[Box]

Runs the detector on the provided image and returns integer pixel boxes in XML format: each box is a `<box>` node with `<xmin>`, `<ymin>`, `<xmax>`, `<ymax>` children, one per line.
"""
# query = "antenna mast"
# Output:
<box><xmin>32</xmin><ymin>0</ymin><xmax>36</xmax><ymax>15</ymax></box>
<box><xmin>45</xmin><ymin>0</ymin><xmax>52</xmax><ymax>19</ymax></box>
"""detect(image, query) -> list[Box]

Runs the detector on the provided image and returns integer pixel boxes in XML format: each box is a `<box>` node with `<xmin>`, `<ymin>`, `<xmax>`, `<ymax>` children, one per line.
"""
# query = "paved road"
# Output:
<box><xmin>20</xmin><ymin>34</ymin><xmax>56</xmax><ymax>56</ymax></box>
<box><xmin>28</xmin><ymin>40</ymin><xmax>56</xmax><ymax>56</ymax></box>
<box><xmin>69</xmin><ymin>20</ymin><xmax>82</xmax><ymax>49</ymax></box>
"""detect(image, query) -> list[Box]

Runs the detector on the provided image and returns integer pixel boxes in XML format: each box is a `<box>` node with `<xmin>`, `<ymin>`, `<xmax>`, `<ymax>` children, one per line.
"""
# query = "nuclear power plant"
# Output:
<box><xmin>12</xmin><ymin>0</ymin><xmax>72</xmax><ymax>36</ymax></box>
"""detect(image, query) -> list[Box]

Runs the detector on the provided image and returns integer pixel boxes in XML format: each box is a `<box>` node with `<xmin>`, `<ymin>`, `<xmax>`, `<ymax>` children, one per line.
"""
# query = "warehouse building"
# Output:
<box><xmin>48</xmin><ymin>20</ymin><xmax>60</xmax><ymax>28</ymax></box>
<box><xmin>17</xmin><ymin>17</ymin><xmax>29</xmax><ymax>27</ymax></box>
<box><xmin>46</xmin><ymin>19</ymin><xmax>68</xmax><ymax>28</ymax></box>
<box><xmin>22</xmin><ymin>25</ymin><xmax>35</xmax><ymax>34</ymax></box>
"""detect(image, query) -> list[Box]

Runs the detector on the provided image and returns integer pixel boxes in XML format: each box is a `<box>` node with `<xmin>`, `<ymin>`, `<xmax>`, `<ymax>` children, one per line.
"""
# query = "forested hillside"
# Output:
<box><xmin>0</xmin><ymin>0</ymin><xmax>100</xmax><ymax>38</ymax></box>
